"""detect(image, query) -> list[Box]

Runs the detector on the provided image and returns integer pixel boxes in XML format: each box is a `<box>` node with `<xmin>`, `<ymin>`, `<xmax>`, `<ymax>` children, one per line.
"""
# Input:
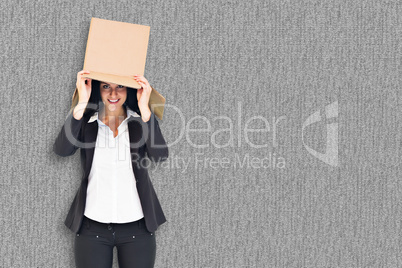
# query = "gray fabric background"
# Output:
<box><xmin>1</xmin><ymin>0</ymin><xmax>401</xmax><ymax>267</ymax></box>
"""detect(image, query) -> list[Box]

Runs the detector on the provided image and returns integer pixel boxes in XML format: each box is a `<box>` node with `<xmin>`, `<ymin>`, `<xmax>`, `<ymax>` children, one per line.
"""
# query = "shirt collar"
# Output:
<box><xmin>88</xmin><ymin>106</ymin><xmax>140</xmax><ymax>123</ymax></box>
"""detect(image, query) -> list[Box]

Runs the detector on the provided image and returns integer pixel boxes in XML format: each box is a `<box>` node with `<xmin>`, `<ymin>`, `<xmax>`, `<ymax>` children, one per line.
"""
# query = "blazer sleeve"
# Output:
<box><xmin>53</xmin><ymin>111</ymin><xmax>85</xmax><ymax>157</ymax></box>
<box><xmin>143</xmin><ymin>112</ymin><xmax>169</xmax><ymax>162</ymax></box>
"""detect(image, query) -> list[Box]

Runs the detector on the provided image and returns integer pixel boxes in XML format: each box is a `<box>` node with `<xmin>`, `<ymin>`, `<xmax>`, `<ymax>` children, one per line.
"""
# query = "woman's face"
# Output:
<box><xmin>99</xmin><ymin>82</ymin><xmax>127</xmax><ymax>112</ymax></box>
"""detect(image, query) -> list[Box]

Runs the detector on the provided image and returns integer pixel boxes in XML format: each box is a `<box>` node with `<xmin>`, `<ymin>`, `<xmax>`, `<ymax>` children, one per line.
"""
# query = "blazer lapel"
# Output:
<box><xmin>83</xmin><ymin>120</ymin><xmax>98</xmax><ymax>178</ymax></box>
<box><xmin>127</xmin><ymin>117</ymin><xmax>144</xmax><ymax>156</ymax></box>
<box><xmin>127</xmin><ymin>117</ymin><xmax>147</xmax><ymax>184</ymax></box>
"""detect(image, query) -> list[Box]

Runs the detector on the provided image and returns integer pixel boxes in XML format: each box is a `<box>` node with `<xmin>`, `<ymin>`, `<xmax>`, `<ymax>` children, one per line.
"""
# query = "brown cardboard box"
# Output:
<box><xmin>72</xmin><ymin>17</ymin><xmax>165</xmax><ymax>120</ymax></box>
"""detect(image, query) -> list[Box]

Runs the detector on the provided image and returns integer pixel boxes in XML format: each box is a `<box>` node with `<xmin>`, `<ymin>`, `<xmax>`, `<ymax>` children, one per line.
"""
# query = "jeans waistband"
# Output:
<box><xmin>83</xmin><ymin>216</ymin><xmax>145</xmax><ymax>230</ymax></box>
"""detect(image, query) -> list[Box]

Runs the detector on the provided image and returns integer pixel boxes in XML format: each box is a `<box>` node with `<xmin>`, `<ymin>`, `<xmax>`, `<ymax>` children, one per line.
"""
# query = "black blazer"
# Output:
<box><xmin>53</xmin><ymin>109</ymin><xmax>169</xmax><ymax>234</ymax></box>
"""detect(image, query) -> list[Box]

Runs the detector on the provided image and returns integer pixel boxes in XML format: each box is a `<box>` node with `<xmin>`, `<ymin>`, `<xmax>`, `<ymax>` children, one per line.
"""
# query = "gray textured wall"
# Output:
<box><xmin>1</xmin><ymin>0</ymin><xmax>401</xmax><ymax>267</ymax></box>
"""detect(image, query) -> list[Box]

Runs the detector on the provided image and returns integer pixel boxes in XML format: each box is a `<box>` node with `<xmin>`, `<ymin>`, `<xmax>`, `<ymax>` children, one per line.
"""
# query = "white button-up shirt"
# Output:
<box><xmin>83</xmin><ymin>107</ymin><xmax>145</xmax><ymax>223</ymax></box>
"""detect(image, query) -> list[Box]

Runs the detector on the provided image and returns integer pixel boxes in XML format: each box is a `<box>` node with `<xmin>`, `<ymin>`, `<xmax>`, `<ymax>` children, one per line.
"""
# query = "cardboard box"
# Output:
<box><xmin>72</xmin><ymin>17</ymin><xmax>165</xmax><ymax>120</ymax></box>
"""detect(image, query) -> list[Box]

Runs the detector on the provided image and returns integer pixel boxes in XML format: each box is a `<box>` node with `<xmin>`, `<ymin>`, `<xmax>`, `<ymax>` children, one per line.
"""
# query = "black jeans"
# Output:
<box><xmin>74</xmin><ymin>216</ymin><xmax>156</xmax><ymax>268</ymax></box>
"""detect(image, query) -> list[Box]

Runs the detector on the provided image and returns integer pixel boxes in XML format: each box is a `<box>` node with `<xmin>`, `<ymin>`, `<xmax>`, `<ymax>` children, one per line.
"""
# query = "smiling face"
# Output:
<box><xmin>99</xmin><ymin>82</ymin><xmax>127</xmax><ymax>113</ymax></box>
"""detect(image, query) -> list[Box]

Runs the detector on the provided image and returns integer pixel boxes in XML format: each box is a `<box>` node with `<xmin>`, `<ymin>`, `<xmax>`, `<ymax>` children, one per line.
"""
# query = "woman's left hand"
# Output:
<box><xmin>133</xmin><ymin>74</ymin><xmax>152</xmax><ymax>122</ymax></box>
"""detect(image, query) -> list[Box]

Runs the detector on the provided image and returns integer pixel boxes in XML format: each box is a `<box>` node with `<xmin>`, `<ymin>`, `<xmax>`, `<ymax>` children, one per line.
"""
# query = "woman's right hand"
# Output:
<box><xmin>76</xmin><ymin>70</ymin><xmax>92</xmax><ymax>104</ymax></box>
<box><xmin>73</xmin><ymin>70</ymin><xmax>92</xmax><ymax>120</ymax></box>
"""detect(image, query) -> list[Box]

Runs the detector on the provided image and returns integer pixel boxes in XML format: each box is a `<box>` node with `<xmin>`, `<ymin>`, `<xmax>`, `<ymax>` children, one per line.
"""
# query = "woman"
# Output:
<box><xmin>53</xmin><ymin>70</ymin><xmax>168</xmax><ymax>268</ymax></box>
